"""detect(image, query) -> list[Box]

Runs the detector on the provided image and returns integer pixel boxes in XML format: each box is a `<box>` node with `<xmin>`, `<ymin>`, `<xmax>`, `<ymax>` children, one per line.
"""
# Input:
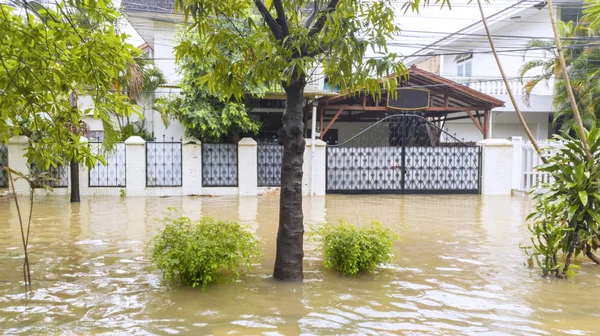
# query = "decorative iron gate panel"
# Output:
<box><xmin>404</xmin><ymin>146</ymin><xmax>480</xmax><ymax>192</ymax></box>
<box><xmin>146</xmin><ymin>140</ymin><xmax>183</xmax><ymax>187</ymax></box>
<box><xmin>0</xmin><ymin>143</ymin><xmax>7</xmax><ymax>188</ymax></box>
<box><xmin>326</xmin><ymin>114</ymin><xmax>481</xmax><ymax>194</ymax></box>
<box><xmin>30</xmin><ymin>163</ymin><xmax>69</xmax><ymax>188</ymax></box>
<box><xmin>202</xmin><ymin>143</ymin><xmax>238</xmax><ymax>187</ymax></box>
<box><xmin>89</xmin><ymin>142</ymin><xmax>126</xmax><ymax>187</ymax></box>
<box><xmin>257</xmin><ymin>142</ymin><xmax>283</xmax><ymax>187</ymax></box>
<box><xmin>327</xmin><ymin>147</ymin><xmax>403</xmax><ymax>192</ymax></box>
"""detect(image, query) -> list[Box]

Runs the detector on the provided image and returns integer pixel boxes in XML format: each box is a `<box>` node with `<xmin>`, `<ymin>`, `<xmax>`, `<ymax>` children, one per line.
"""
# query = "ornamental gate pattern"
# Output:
<box><xmin>257</xmin><ymin>142</ymin><xmax>283</xmax><ymax>187</ymax></box>
<box><xmin>326</xmin><ymin>114</ymin><xmax>481</xmax><ymax>194</ymax></box>
<box><xmin>146</xmin><ymin>137</ymin><xmax>183</xmax><ymax>187</ymax></box>
<box><xmin>89</xmin><ymin>143</ymin><xmax>126</xmax><ymax>187</ymax></box>
<box><xmin>0</xmin><ymin>143</ymin><xmax>7</xmax><ymax>188</ymax></box>
<box><xmin>202</xmin><ymin>143</ymin><xmax>238</xmax><ymax>187</ymax></box>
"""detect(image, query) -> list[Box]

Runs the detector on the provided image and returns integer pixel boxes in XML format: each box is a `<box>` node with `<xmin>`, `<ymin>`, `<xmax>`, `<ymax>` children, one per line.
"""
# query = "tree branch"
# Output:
<box><xmin>303</xmin><ymin>0</ymin><xmax>319</xmax><ymax>28</ymax></box>
<box><xmin>254</xmin><ymin>0</ymin><xmax>283</xmax><ymax>40</ymax></box>
<box><xmin>273</xmin><ymin>0</ymin><xmax>289</xmax><ymax>37</ymax></box>
<box><xmin>308</xmin><ymin>0</ymin><xmax>339</xmax><ymax>38</ymax></box>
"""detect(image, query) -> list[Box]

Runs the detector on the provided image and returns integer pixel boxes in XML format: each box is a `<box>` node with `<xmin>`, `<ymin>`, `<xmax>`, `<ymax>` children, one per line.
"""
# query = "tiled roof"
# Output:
<box><xmin>121</xmin><ymin>0</ymin><xmax>176</xmax><ymax>14</ymax></box>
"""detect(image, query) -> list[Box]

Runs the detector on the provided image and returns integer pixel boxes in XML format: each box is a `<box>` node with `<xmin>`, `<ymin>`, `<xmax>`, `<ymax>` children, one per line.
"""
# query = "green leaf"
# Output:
<box><xmin>579</xmin><ymin>190</ymin><xmax>589</xmax><ymax>206</ymax></box>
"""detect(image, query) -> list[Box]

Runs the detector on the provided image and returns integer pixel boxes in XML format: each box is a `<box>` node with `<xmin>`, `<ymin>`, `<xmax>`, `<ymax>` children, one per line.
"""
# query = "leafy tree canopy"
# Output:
<box><xmin>173</xmin><ymin>0</ymin><xmax>450</xmax><ymax>100</ymax></box>
<box><xmin>0</xmin><ymin>0</ymin><xmax>139</xmax><ymax>169</ymax></box>
<box><xmin>155</xmin><ymin>24</ymin><xmax>268</xmax><ymax>143</ymax></box>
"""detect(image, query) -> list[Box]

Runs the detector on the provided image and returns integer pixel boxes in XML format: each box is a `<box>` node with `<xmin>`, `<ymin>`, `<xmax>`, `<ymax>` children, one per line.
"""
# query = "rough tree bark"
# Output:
<box><xmin>585</xmin><ymin>244</ymin><xmax>600</xmax><ymax>265</ymax></box>
<box><xmin>273</xmin><ymin>79</ymin><xmax>306</xmax><ymax>281</ymax></box>
<box><xmin>70</xmin><ymin>160</ymin><xmax>80</xmax><ymax>203</ymax></box>
<box><xmin>562</xmin><ymin>228</ymin><xmax>580</xmax><ymax>276</ymax></box>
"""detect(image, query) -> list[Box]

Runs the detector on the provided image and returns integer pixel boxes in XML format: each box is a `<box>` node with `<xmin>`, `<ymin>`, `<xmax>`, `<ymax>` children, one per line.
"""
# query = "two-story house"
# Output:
<box><xmin>408</xmin><ymin>0</ymin><xmax>584</xmax><ymax>141</ymax></box>
<box><xmin>121</xmin><ymin>0</ymin><xmax>581</xmax><ymax>144</ymax></box>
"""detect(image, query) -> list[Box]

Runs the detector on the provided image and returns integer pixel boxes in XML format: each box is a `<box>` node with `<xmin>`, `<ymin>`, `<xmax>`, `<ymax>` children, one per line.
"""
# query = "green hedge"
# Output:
<box><xmin>149</xmin><ymin>214</ymin><xmax>260</xmax><ymax>288</ymax></box>
<box><xmin>314</xmin><ymin>220</ymin><xmax>398</xmax><ymax>276</ymax></box>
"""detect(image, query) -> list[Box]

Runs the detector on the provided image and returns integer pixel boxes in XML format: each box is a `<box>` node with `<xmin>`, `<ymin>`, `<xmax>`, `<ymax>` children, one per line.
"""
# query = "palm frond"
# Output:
<box><xmin>127</xmin><ymin>62</ymin><xmax>143</xmax><ymax>102</ymax></box>
<box><xmin>584</xmin><ymin>0</ymin><xmax>600</xmax><ymax>30</ymax></box>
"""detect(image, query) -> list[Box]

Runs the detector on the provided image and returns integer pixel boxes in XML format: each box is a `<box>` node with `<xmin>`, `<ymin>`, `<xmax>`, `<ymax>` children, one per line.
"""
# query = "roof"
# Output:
<box><xmin>319</xmin><ymin>65</ymin><xmax>504</xmax><ymax>113</ymax></box>
<box><xmin>158</xmin><ymin>83</ymin><xmax>338</xmax><ymax>98</ymax></box>
<box><xmin>121</xmin><ymin>0</ymin><xmax>176</xmax><ymax>14</ymax></box>
<box><xmin>407</xmin><ymin>65</ymin><xmax>504</xmax><ymax>110</ymax></box>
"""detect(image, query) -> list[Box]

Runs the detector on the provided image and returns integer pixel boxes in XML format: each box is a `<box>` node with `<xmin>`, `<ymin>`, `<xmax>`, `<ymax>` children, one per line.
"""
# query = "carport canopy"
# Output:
<box><xmin>316</xmin><ymin>65</ymin><xmax>505</xmax><ymax>139</ymax></box>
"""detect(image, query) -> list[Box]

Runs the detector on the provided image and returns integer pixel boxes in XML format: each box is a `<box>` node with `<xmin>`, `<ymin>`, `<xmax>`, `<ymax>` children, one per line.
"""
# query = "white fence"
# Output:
<box><xmin>512</xmin><ymin>137</ymin><xmax>555</xmax><ymax>192</ymax></box>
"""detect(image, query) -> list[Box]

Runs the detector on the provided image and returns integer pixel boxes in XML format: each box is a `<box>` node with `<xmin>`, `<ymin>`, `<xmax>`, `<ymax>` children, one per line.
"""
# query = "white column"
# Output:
<box><xmin>7</xmin><ymin>136</ymin><xmax>30</xmax><ymax>196</ymax></box>
<box><xmin>477</xmin><ymin>139</ymin><xmax>513</xmax><ymax>195</ymax></box>
<box><xmin>238</xmin><ymin>138</ymin><xmax>258</xmax><ymax>196</ymax></box>
<box><xmin>125</xmin><ymin>136</ymin><xmax>146</xmax><ymax>197</ymax></box>
<box><xmin>182</xmin><ymin>139</ymin><xmax>202</xmax><ymax>196</ymax></box>
<box><xmin>78</xmin><ymin>137</ymin><xmax>90</xmax><ymax>196</ymax></box>
<box><xmin>302</xmin><ymin>139</ymin><xmax>312</xmax><ymax>195</ymax></box>
<box><xmin>510</xmin><ymin>136</ymin><xmax>523</xmax><ymax>191</ymax></box>
<box><xmin>313</xmin><ymin>140</ymin><xmax>327</xmax><ymax>195</ymax></box>
<box><xmin>302</xmin><ymin>138</ymin><xmax>327</xmax><ymax>195</ymax></box>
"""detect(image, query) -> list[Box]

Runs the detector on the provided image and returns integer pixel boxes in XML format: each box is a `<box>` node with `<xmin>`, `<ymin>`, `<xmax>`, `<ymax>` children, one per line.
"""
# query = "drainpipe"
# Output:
<box><xmin>310</xmin><ymin>99</ymin><xmax>318</xmax><ymax>196</ymax></box>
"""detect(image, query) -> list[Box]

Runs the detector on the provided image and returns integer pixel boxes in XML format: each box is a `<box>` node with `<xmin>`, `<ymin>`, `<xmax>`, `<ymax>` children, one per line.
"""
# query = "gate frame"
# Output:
<box><xmin>325</xmin><ymin>113</ymin><xmax>482</xmax><ymax>195</ymax></box>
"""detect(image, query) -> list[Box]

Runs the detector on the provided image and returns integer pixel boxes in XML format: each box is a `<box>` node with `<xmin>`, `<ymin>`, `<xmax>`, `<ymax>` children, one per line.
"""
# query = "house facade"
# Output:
<box><xmin>407</xmin><ymin>0</ymin><xmax>585</xmax><ymax>141</ymax></box>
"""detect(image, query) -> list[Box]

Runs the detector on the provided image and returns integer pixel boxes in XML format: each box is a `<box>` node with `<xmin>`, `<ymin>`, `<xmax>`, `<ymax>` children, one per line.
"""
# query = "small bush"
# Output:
<box><xmin>313</xmin><ymin>220</ymin><xmax>398</xmax><ymax>276</ymax></box>
<box><xmin>149</xmin><ymin>214</ymin><xmax>260</xmax><ymax>288</ymax></box>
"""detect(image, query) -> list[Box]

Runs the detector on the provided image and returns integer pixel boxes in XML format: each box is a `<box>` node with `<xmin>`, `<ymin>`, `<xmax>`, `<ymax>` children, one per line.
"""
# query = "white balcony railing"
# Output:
<box><xmin>459</xmin><ymin>79</ymin><xmax>524</xmax><ymax>96</ymax></box>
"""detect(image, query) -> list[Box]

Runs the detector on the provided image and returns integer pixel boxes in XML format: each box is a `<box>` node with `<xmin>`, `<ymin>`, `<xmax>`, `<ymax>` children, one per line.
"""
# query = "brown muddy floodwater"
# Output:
<box><xmin>0</xmin><ymin>194</ymin><xmax>599</xmax><ymax>335</ymax></box>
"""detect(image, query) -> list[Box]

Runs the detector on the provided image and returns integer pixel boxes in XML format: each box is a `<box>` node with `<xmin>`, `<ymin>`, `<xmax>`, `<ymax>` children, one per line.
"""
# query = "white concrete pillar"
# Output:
<box><xmin>182</xmin><ymin>139</ymin><xmax>202</xmax><ymax>196</ymax></box>
<box><xmin>302</xmin><ymin>138</ymin><xmax>327</xmax><ymax>196</ymax></box>
<box><xmin>238</xmin><ymin>138</ymin><xmax>258</xmax><ymax>196</ymax></box>
<box><xmin>78</xmin><ymin>137</ymin><xmax>90</xmax><ymax>196</ymax></box>
<box><xmin>511</xmin><ymin>136</ymin><xmax>523</xmax><ymax>191</ymax></box>
<box><xmin>125</xmin><ymin>136</ymin><xmax>146</xmax><ymax>197</ymax></box>
<box><xmin>313</xmin><ymin>140</ymin><xmax>327</xmax><ymax>195</ymax></box>
<box><xmin>7</xmin><ymin>136</ymin><xmax>30</xmax><ymax>196</ymax></box>
<box><xmin>302</xmin><ymin>139</ymin><xmax>312</xmax><ymax>195</ymax></box>
<box><xmin>477</xmin><ymin>139</ymin><xmax>513</xmax><ymax>195</ymax></box>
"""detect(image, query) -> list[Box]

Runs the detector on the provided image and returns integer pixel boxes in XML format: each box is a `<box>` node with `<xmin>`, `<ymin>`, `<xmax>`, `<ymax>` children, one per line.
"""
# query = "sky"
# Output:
<box><xmin>114</xmin><ymin>0</ymin><xmax>516</xmax><ymax>55</ymax></box>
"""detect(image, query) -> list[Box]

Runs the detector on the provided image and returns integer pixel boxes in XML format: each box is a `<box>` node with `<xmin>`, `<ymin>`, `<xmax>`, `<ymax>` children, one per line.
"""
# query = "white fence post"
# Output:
<box><xmin>477</xmin><ymin>139</ymin><xmax>513</xmax><ymax>195</ymax></box>
<box><xmin>125</xmin><ymin>136</ymin><xmax>146</xmax><ymax>197</ymax></box>
<box><xmin>7</xmin><ymin>136</ymin><xmax>30</xmax><ymax>196</ymax></box>
<box><xmin>79</xmin><ymin>137</ymin><xmax>90</xmax><ymax>196</ymax></box>
<box><xmin>182</xmin><ymin>139</ymin><xmax>202</xmax><ymax>196</ymax></box>
<box><xmin>511</xmin><ymin>136</ymin><xmax>523</xmax><ymax>191</ymax></box>
<box><xmin>238</xmin><ymin>138</ymin><xmax>258</xmax><ymax>196</ymax></box>
<box><xmin>302</xmin><ymin>138</ymin><xmax>327</xmax><ymax>196</ymax></box>
<box><xmin>313</xmin><ymin>140</ymin><xmax>327</xmax><ymax>195</ymax></box>
<box><xmin>302</xmin><ymin>139</ymin><xmax>311</xmax><ymax>195</ymax></box>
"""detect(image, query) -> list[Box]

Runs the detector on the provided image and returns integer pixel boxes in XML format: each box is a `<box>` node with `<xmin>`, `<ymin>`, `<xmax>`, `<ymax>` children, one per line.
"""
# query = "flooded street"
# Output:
<box><xmin>1</xmin><ymin>194</ymin><xmax>599</xmax><ymax>335</ymax></box>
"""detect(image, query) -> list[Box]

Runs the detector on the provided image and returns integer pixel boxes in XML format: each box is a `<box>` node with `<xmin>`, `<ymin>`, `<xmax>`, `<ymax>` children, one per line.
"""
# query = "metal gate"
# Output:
<box><xmin>326</xmin><ymin>114</ymin><xmax>481</xmax><ymax>194</ymax></box>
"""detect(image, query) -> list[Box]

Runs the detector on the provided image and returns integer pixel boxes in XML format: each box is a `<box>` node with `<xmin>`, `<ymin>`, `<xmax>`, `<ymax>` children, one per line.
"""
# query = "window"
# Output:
<box><xmin>560</xmin><ymin>5</ymin><xmax>583</xmax><ymax>23</ymax></box>
<box><xmin>323</xmin><ymin>76</ymin><xmax>341</xmax><ymax>92</ymax></box>
<box><xmin>457</xmin><ymin>60</ymin><xmax>472</xmax><ymax>78</ymax></box>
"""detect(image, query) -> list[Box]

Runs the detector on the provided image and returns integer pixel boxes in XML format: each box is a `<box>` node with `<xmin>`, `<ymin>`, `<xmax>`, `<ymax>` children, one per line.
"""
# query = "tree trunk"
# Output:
<box><xmin>273</xmin><ymin>80</ymin><xmax>306</xmax><ymax>281</ymax></box>
<box><xmin>70</xmin><ymin>160</ymin><xmax>80</xmax><ymax>203</ymax></box>
<box><xmin>585</xmin><ymin>244</ymin><xmax>600</xmax><ymax>265</ymax></box>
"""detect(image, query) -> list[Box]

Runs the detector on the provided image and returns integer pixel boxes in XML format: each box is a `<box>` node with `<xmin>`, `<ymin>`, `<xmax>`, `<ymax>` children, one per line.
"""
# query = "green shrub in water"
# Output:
<box><xmin>149</xmin><ymin>214</ymin><xmax>260</xmax><ymax>288</ymax></box>
<box><xmin>314</xmin><ymin>220</ymin><xmax>398</xmax><ymax>276</ymax></box>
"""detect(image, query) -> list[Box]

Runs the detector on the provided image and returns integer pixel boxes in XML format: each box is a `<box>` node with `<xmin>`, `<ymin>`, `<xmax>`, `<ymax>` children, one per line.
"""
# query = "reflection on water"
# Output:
<box><xmin>1</xmin><ymin>194</ymin><xmax>599</xmax><ymax>335</ymax></box>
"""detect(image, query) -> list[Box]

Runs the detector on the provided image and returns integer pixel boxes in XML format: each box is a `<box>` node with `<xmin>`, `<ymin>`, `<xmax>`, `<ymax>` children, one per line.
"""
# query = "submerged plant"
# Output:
<box><xmin>149</xmin><ymin>214</ymin><xmax>260</xmax><ymax>289</ymax></box>
<box><xmin>4</xmin><ymin>167</ymin><xmax>55</xmax><ymax>287</ymax></box>
<box><xmin>313</xmin><ymin>219</ymin><xmax>398</xmax><ymax>276</ymax></box>
<box><xmin>524</xmin><ymin>125</ymin><xmax>600</xmax><ymax>278</ymax></box>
